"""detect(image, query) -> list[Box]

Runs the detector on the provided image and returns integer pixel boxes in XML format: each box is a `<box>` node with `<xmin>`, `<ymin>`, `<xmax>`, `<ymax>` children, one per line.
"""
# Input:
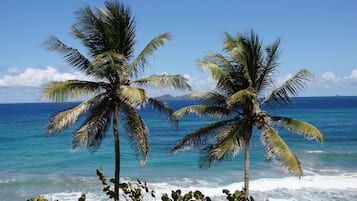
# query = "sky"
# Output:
<box><xmin>1</xmin><ymin>0</ymin><xmax>357</xmax><ymax>103</ymax></box>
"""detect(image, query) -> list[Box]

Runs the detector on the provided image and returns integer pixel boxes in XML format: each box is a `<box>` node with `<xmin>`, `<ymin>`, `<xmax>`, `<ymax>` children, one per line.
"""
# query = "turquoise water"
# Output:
<box><xmin>1</xmin><ymin>97</ymin><xmax>357</xmax><ymax>201</ymax></box>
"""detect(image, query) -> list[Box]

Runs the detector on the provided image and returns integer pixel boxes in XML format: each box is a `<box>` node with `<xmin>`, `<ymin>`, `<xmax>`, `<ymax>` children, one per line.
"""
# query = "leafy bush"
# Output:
<box><xmin>161</xmin><ymin>189</ymin><xmax>211</xmax><ymax>201</ymax></box>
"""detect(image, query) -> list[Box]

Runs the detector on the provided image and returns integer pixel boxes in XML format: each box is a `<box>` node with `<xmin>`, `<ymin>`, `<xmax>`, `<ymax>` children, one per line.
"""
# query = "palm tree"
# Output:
<box><xmin>171</xmin><ymin>31</ymin><xmax>323</xmax><ymax>198</ymax></box>
<box><xmin>41</xmin><ymin>1</ymin><xmax>190</xmax><ymax>200</ymax></box>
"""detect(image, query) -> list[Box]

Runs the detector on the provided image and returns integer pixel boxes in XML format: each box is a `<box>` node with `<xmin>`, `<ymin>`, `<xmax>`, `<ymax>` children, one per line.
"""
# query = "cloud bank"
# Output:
<box><xmin>1</xmin><ymin>66</ymin><xmax>357</xmax><ymax>102</ymax></box>
<box><xmin>0</xmin><ymin>66</ymin><xmax>88</xmax><ymax>87</ymax></box>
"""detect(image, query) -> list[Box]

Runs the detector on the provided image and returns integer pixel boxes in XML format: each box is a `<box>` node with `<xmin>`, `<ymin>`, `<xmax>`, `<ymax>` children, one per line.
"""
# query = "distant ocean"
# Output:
<box><xmin>1</xmin><ymin>96</ymin><xmax>357</xmax><ymax>201</ymax></box>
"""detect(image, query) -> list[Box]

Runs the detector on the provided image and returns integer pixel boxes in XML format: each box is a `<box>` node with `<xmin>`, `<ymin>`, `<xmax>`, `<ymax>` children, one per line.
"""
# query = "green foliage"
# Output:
<box><xmin>26</xmin><ymin>195</ymin><xmax>48</xmax><ymax>201</ymax></box>
<box><xmin>96</xmin><ymin>166</ymin><xmax>155</xmax><ymax>201</ymax></box>
<box><xmin>222</xmin><ymin>189</ymin><xmax>254</xmax><ymax>201</ymax></box>
<box><xmin>161</xmin><ymin>189</ymin><xmax>211</xmax><ymax>201</ymax></box>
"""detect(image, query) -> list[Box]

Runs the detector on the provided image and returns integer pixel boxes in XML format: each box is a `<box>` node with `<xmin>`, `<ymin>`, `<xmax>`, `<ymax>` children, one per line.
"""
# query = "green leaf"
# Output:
<box><xmin>41</xmin><ymin>80</ymin><xmax>104</xmax><ymax>102</ymax></box>
<box><xmin>271</xmin><ymin>116</ymin><xmax>323</xmax><ymax>142</ymax></box>
<box><xmin>134</xmin><ymin>74</ymin><xmax>191</xmax><ymax>90</ymax></box>
<box><xmin>263</xmin><ymin>69</ymin><xmax>314</xmax><ymax>105</ymax></box>
<box><xmin>261</xmin><ymin>127</ymin><xmax>302</xmax><ymax>177</ymax></box>
<box><xmin>174</xmin><ymin>105</ymin><xmax>230</xmax><ymax>119</ymax></box>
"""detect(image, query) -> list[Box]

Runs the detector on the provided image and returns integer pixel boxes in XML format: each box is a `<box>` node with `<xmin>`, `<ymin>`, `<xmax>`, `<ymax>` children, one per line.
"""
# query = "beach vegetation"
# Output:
<box><xmin>41</xmin><ymin>1</ymin><xmax>190</xmax><ymax>200</ymax></box>
<box><xmin>171</xmin><ymin>30</ymin><xmax>323</xmax><ymax>198</ymax></box>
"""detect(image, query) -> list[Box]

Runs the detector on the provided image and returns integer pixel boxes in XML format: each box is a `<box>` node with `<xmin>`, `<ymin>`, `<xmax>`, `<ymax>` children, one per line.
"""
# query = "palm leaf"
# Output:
<box><xmin>255</xmin><ymin>38</ymin><xmax>280</xmax><ymax>93</ymax></box>
<box><xmin>197</xmin><ymin>59</ymin><xmax>226</xmax><ymax>82</ymax></box>
<box><xmin>72</xmin><ymin>97</ymin><xmax>112</xmax><ymax>152</ymax></box>
<box><xmin>42</xmin><ymin>80</ymin><xmax>105</xmax><ymax>102</ymax></box>
<box><xmin>200</xmin><ymin>119</ymin><xmax>248</xmax><ymax>168</ymax></box>
<box><xmin>133</xmin><ymin>74</ymin><xmax>191</xmax><ymax>90</ymax></box>
<box><xmin>120</xmin><ymin>85</ymin><xmax>148</xmax><ymax>106</ymax></box>
<box><xmin>147</xmin><ymin>98</ymin><xmax>177</xmax><ymax>127</ymax></box>
<box><xmin>92</xmin><ymin>51</ymin><xmax>126</xmax><ymax>81</ymax></box>
<box><xmin>121</xmin><ymin>103</ymin><xmax>149</xmax><ymax>166</ymax></box>
<box><xmin>271</xmin><ymin>116</ymin><xmax>323</xmax><ymax>142</ymax></box>
<box><xmin>174</xmin><ymin>105</ymin><xmax>231</xmax><ymax>119</ymax></box>
<box><xmin>227</xmin><ymin>88</ymin><xmax>257</xmax><ymax>107</ymax></box>
<box><xmin>171</xmin><ymin>119</ymin><xmax>235</xmax><ymax>153</ymax></box>
<box><xmin>262</xmin><ymin>69</ymin><xmax>314</xmax><ymax>105</ymax></box>
<box><xmin>46</xmin><ymin>94</ymin><xmax>103</xmax><ymax>134</ymax></box>
<box><xmin>261</xmin><ymin>127</ymin><xmax>302</xmax><ymax>177</ymax></box>
<box><xmin>187</xmin><ymin>90</ymin><xmax>226</xmax><ymax>106</ymax></box>
<box><xmin>43</xmin><ymin>36</ymin><xmax>93</xmax><ymax>75</ymax></box>
<box><xmin>127</xmin><ymin>33</ymin><xmax>172</xmax><ymax>78</ymax></box>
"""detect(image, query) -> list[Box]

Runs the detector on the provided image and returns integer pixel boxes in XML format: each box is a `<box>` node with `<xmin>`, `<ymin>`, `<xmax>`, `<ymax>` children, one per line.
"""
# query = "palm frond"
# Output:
<box><xmin>127</xmin><ymin>33</ymin><xmax>172</xmax><ymax>78</ymax></box>
<box><xmin>262</xmin><ymin>69</ymin><xmax>314</xmax><ymax>105</ymax></box>
<box><xmin>271</xmin><ymin>116</ymin><xmax>323</xmax><ymax>142</ymax></box>
<box><xmin>133</xmin><ymin>74</ymin><xmax>191</xmax><ymax>90</ymax></box>
<box><xmin>46</xmin><ymin>94</ymin><xmax>103</xmax><ymax>134</ymax></box>
<box><xmin>43</xmin><ymin>36</ymin><xmax>93</xmax><ymax>75</ymax></box>
<box><xmin>120</xmin><ymin>85</ymin><xmax>148</xmax><ymax>107</ymax></box>
<box><xmin>187</xmin><ymin>90</ymin><xmax>226</xmax><ymax>106</ymax></box>
<box><xmin>147</xmin><ymin>98</ymin><xmax>177</xmax><ymax>127</ymax></box>
<box><xmin>261</xmin><ymin>127</ymin><xmax>302</xmax><ymax>177</ymax></box>
<box><xmin>174</xmin><ymin>105</ymin><xmax>231</xmax><ymax>119</ymax></box>
<box><xmin>92</xmin><ymin>51</ymin><xmax>126</xmax><ymax>81</ymax></box>
<box><xmin>42</xmin><ymin>80</ymin><xmax>105</xmax><ymax>102</ymax></box>
<box><xmin>121</xmin><ymin>103</ymin><xmax>149</xmax><ymax>166</ymax></box>
<box><xmin>197</xmin><ymin>59</ymin><xmax>226</xmax><ymax>82</ymax></box>
<box><xmin>199</xmin><ymin>119</ymin><xmax>248</xmax><ymax>168</ymax></box>
<box><xmin>227</xmin><ymin>88</ymin><xmax>256</xmax><ymax>107</ymax></box>
<box><xmin>256</xmin><ymin>38</ymin><xmax>280</xmax><ymax>93</ymax></box>
<box><xmin>171</xmin><ymin>119</ymin><xmax>235</xmax><ymax>153</ymax></box>
<box><xmin>103</xmin><ymin>0</ymin><xmax>136</xmax><ymax>58</ymax></box>
<box><xmin>72</xmin><ymin>97</ymin><xmax>112</xmax><ymax>152</ymax></box>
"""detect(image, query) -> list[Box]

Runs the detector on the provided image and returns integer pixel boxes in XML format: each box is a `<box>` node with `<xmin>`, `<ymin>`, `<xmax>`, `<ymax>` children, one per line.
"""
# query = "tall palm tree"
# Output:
<box><xmin>41</xmin><ymin>1</ymin><xmax>191</xmax><ymax>200</ymax></box>
<box><xmin>171</xmin><ymin>31</ymin><xmax>323</xmax><ymax>198</ymax></box>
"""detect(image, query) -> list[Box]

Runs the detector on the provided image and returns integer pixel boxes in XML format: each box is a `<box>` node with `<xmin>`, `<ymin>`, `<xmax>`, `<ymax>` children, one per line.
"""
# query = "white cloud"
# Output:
<box><xmin>0</xmin><ymin>66</ymin><xmax>89</xmax><ymax>87</ymax></box>
<box><xmin>322</xmin><ymin>71</ymin><xmax>338</xmax><ymax>81</ymax></box>
<box><xmin>344</xmin><ymin>69</ymin><xmax>357</xmax><ymax>79</ymax></box>
<box><xmin>6</xmin><ymin>67</ymin><xmax>21</xmax><ymax>74</ymax></box>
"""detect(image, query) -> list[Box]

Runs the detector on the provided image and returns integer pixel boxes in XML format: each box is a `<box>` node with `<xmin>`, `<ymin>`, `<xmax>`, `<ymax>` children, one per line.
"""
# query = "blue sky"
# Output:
<box><xmin>1</xmin><ymin>0</ymin><xmax>357</xmax><ymax>103</ymax></box>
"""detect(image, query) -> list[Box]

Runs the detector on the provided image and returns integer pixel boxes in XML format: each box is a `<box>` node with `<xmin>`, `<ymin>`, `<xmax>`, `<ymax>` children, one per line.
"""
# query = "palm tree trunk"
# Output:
<box><xmin>113</xmin><ymin>103</ymin><xmax>120</xmax><ymax>201</ymax></box>
<box><xmin>244</xmin><ymin>127</ymin><xmax>252</xmax><ymax>199</ymax></box>
<box><xmin>244</xmin><ymin>137</ymin><xmax>250</xmax><ymax>198</ymax></box>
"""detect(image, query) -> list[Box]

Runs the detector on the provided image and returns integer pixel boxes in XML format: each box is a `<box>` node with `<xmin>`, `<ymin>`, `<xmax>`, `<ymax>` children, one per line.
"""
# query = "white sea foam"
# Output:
<box><xmin>306</xmin><ymin>150</ymin><xmax>327</xmax><ymax>154</ymax></box>
<box><xmin>40</xmin><ymin>173</ymin><xmax>357</xmax><ymax>201</ymax></box>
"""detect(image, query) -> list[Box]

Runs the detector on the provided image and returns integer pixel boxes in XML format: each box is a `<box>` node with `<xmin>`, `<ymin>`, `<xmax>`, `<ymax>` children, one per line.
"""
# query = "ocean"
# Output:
<box><xmin>0</xmin><ymin>96</ymin><xmax>357</xmax><ymax>201</ymax></box>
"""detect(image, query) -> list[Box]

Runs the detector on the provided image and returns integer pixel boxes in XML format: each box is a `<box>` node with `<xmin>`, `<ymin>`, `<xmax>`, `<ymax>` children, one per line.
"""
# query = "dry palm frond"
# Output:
<box><xmin>47</xmin><ymin>94</ymin><xmax>103</xmax><ymax>134</ymax></box>
<box><xmin>121</xmin><ymin>103</ymin><xmax>149</xmax><ymax>166</ymax></box>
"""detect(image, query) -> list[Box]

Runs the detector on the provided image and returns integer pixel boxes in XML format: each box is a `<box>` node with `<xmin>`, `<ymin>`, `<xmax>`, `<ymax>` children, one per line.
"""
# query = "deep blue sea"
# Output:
<box><xmin>1</xmin><ymin>96</ymin><xmax>357</xmax><ymax>201</ymax></box>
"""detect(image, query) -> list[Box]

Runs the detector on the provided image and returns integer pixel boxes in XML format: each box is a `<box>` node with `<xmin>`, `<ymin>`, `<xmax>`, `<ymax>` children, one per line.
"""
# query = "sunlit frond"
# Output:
<box><xmin>147</xmin><ymin>98</ymin><xmax>177</xmax><ymax>127</ymax></box>
<box><xmin>127</xmin><ymin>33</ymin><xmax>172</xmax><ymax>78</ymax></box>
<box><xmin>133</xmin><ymin>74</ymin><xmax>191</xmax><ymax>90</ymax></box>
<box><xmin>187</xmin><ymin>90</ymin><xmax>226</xmax><ymax>106</ymax></box>
<box><xmin>174</xmin><ymin>105</ymin><xmax>231</xmax><ymax>119</ymax></box>
<box><xmin>262</xmin><ymin>69</ymin><xmax>314</xmax><ymax>105</ymax></box>
<box><xmin>47</xmin><ymin>94</ymin><xmax>103</xmax><ymax>134</ymax></box>
<box><xmin>43</xmin><ymin>36</ymin><xmax>93</xmax><ymax>75</ymax></box>
<box><xmin>227</xmin><ymin>88</ymin><xmax>256</xmax><ymax>107</ymax></box>
<box><xmin>261</xmin><ymin>127</ymin><xmax>302</xmax><ymax>177</ymax></box>
<box><xmin>72</xmin><ymin>97</ymin><xmax>112</xmax><ymax>152</ymax></box>
<box><xmin>121</xmin><ymin>103</ymin><xmax>148</xmax><ymax>166</ymax></box>
<box><xmin>120</xmin><ymin>85</ymin><xmax>148</xmax><ymax>106</ymax></box>
<box><xmin>197</xmin><ymin>59</ymin><xmax>226</xmax><ymax>82</ymax></box>
<box><xmin>171</xmin><ymin>119</ymin><xmax>235</xmax><ymax>153</ymax></box>
<box><xmin>271</xmin><ymin>116</ymin><xmax>323</xmax><ymax>142</ymax></box>
<box><xmin>199</xmin><ymin>119</ymin><xmax>248</xmax><ymax>168</ymax></box>
<box><xmin>42</xmin><ymin>80</ymin><xmax>105</xmax><ymax>102</ymax></box>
